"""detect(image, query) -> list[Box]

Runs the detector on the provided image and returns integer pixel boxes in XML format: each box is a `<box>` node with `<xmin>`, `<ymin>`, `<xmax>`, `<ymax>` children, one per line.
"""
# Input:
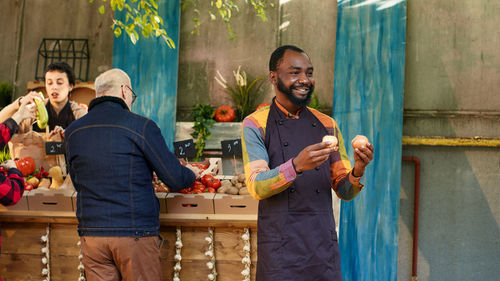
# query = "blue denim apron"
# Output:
<box><xmin>256</xmin><ymin>103</ymin><xmax>342</xmax><ymax>281</ymax></box>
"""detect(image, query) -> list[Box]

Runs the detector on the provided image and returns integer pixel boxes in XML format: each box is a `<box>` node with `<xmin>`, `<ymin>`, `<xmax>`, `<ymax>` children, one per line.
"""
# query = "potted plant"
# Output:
<box><xmin>190</xmin><ymin>104</ymin><xmax>215</xmax><ymax>161</ymax></box>
<box><xmin>0</xmin><ymin>82</ymin><xmax>13</xmax><ymax>108</ymax></box>
<box><xmin>215</xmin><ymin>66</ymin><xmax>264</xmax><ymax>121</ymax></box>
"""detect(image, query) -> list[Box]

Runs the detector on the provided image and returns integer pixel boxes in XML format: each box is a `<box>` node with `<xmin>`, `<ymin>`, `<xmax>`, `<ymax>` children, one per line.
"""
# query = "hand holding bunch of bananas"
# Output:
<box><xmin>13</xmin><ymin>91</ymin><xmax>48</xmax><ymax>128</ymax></box>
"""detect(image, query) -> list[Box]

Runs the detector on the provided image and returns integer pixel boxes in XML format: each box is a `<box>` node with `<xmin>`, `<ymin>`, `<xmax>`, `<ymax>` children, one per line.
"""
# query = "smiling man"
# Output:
<box><xmin>241</xmin><ymin>45</ymin><xmax>374</xmax><ymax>281</ymax></box>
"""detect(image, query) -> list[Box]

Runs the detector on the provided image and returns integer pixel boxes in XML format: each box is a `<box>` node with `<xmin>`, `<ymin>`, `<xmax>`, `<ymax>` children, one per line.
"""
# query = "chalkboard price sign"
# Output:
<box><xmin>221</xmin><ymin>139</ymin><xmax>242</xmax><ymax>157</ymax></box>
<box><xmin>45</xmin><ymin>142</ymin><xmax>65</xmax><ymax>155</ymax></box>
<box><xmin>173</xmin><ymin>139</ymin><xmax>196</xmax><ymax>158</ymax></box>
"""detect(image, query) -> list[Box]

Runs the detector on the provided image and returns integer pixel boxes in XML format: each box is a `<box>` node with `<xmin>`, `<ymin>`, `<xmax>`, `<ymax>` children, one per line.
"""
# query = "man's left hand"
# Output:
<box><xmin>352</xmin><ymin>143</ymin><xmax>374</xmax><ymax>177</ymax></box>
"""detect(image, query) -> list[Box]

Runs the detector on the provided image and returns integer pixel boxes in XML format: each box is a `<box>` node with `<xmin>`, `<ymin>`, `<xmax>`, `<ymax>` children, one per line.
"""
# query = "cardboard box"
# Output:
<box><xmin>155</xmin><ymin>192</ymin><xmax>167</xmax><ymax>213</ymax></box>
<box><xmin>0</xmin><ymin>192</ymin><xmax>30</xmax><ymax>211</ymax></box>
<box><xmin>27</xmin><ymin>188</ymin><xmax>74</xmax><ymax>211</ymax></box>
<box><xmin>213</xmin><ymin>194</ymin><xmax>258</xmax><ymax>215</ymax></box>
<box><xmin>166</xmin><ymin>193</ymin><xmax>215</xmax><ymax>214</ymax></box>
<box><xmin>206</xmin><ymin>158</ymin><xmax>222</xmax><ymax>176</ymax></box>
<box><xmin>71</xmin><ymin>192</ymin><xmax>168</xmax><ymax>213</ymax></box>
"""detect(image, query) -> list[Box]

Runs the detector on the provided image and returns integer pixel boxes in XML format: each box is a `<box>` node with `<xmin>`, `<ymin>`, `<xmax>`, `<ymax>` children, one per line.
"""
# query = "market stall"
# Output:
<box><xmin>0</xmin><ymin>121</ymin><xmax>259</xmax><ymax>281</ymax></box>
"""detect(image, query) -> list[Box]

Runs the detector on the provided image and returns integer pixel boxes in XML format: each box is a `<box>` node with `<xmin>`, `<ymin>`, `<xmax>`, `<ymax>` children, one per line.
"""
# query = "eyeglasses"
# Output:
<box><xmin>121</xmin><ymin>84</ymin><xmax>137</xmax><ymax>104</ymax></box>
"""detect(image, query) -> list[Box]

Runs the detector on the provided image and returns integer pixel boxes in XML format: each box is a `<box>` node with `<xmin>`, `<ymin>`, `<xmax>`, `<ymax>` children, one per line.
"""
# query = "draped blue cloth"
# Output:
<box><xmin>333</xmin><ymin>1</ymin><xmax>407</xmax><ymax>280</ymax></box>
<box><xmin>112</xmin><ymin>0</ymin><xmax>180</xmax><ymax>149</ymax></box>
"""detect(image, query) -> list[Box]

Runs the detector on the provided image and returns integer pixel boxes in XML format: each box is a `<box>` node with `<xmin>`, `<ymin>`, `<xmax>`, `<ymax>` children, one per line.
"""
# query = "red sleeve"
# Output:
<box><xmin>0</xmin><ymin>118</ymin><xmax>18</xmax><ymax>148</ymax></box>
<box><xmin>0</xmin><ymin>168</ymin><xmax>25</xmax><ymax>206</ymax></box>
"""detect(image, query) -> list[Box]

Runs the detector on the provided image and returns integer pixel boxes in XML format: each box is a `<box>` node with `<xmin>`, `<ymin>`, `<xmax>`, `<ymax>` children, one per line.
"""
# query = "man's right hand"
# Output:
<box><xmin>292</xmin><ymin>142</ymin><xmax>335</xmax><ymax>173</ymax></box>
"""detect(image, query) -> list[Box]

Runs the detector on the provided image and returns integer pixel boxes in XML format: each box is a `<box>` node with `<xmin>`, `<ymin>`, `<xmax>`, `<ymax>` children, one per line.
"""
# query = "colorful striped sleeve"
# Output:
<box><xmin>241</xmin><ymin>110</ymin><xmax>296</xmax><ymax>200</ymax></box>
<box><xmin>309</xmin><ymin>108</ymin><xmax>363</xmax><ymax>201</ymax></box>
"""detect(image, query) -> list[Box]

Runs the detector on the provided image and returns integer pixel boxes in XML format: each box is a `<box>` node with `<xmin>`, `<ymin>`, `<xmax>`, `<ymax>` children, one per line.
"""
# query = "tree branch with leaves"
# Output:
<box><xmin>91</xmin><ymin>0</ymin><xmax>175</xmax><ymax>47</ymax></box>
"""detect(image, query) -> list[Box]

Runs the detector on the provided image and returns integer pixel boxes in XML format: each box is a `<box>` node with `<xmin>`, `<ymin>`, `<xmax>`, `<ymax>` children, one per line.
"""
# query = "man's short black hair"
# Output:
<box><xmin>45</xmin><ymin>62</ymin><xmax>76</xmax><ymax>86</ymax></box>
<box><xmin>269</xmin><ymin>45</ymin><xmax>306</xmax><ymax>71</ymax></box>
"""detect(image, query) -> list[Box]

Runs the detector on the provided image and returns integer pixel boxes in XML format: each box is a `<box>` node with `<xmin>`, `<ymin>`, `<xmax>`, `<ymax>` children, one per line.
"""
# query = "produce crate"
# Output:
<box><xmin>27</xmin><ymin>188</ymin><xmax>74</xmax><ymax>212</ymax></box>
<box><xmin>155</xmin><ymin>192</ymin><xmax>168</xmax><ymax>213</ymax></box>
<box><xmin>213</xmin><ymin>194</ymin><xmax>258</xmax><ymax>215</ymax></box>
<box><xmin>71</xmin><ymin>192</ymin><xmax>168</xmax><ymax>213</ymax></box>
<box><xmin>0</xmin><ymin>192</ymin><xmax>30</xmax><ymax>211</ymax></box>
<box><xmin>206</xmin><ymin>157</ymin><xmax>223</xmax><ymax>176</ymax></box>
<box><xmin>166</xmin><ymin>193</ymin><xmax>215</xmax><ymax>214</ymax></box>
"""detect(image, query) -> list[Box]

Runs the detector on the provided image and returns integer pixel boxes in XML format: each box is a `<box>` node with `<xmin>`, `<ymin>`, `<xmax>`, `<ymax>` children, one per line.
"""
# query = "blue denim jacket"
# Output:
<box><xmin>65</xmin><ymin>96</ymin><xmax>196</xmax><ymax>237</ymax></box>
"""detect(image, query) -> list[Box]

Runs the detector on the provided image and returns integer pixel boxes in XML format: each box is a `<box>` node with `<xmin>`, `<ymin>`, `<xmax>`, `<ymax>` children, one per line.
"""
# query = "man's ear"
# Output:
<box><xmin>269</xmin><ymin>71</ymin><xmax>277</xmax><ymax>84</ymax></box>
<box><xmin>121</xmin><ymin>88</ymin><xmax>127</xmax><ymax>100</ymax></box>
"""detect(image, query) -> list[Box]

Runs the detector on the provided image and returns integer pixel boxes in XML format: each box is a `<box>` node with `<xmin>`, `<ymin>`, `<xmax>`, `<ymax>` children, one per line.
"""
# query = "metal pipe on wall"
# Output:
<box><xmin>403</xmin><ymin>136</ymin><xmax>500</xmax><ymax>147</ymax></box>
<box><xmin>402</xmin><ymin>156</ymin><xmax>421</xmax><ymax>281</ymax></box>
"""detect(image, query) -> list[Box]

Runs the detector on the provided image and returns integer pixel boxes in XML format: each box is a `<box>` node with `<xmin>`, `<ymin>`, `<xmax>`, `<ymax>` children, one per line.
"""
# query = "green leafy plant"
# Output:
<box><xmin>308</xmin><ymin>91</ymin><xmax>321</xmax><ymax>110</ymax></box>
<box><xmin>0</xmin><ymin>146</ymin><xmax>11</xmax><ymax>163</ymax></box>
<box><xmin>191</xmin><ymin>104</ymin><xmax>215</xmax><ymax>161</ymax></box>
<box><xmin>182</xmin><ymin>0</ymin><xmax>274</xmax><ymax>39</ymax></box>
<box><xmin>215</xmin><ymin>66</ymin><xmax>264</xmax><ymax>121</ymax></box>
<box><xmin>307</xmin><ymin>91</ymin><xmax>329</xmax><ymax>114</ymax></box>
<box><xmin>0</xmin><ymin>82</ymin><xmax>13</xmax><ymax>108</ymax></box>
<box><xmin>90</xmin><ymin>0</ymin><xmax>175</xmax><ymax>47</ymax></box>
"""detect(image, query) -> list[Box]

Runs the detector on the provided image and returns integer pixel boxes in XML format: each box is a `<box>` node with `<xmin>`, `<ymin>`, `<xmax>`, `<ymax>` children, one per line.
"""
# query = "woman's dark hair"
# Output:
<box><xmin>269</xmin><ymin>45</ymin><xmax>305</xmax><ymax>71</ymax></box>
<box><xmin>44</xmin><ymin>62</ymin><xmax>76</xmax><ymax>86</ymax></box>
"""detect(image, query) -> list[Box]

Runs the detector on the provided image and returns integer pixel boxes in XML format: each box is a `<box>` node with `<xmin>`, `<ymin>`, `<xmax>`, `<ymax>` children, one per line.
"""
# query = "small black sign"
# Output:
<box><xmin>45</xmin><ymin>142</ymin><xmax>65</xmax><ymax>155</ymax></box>
<box><xmin>221</xmin><ymin>139</ymin><xmax>242</xmax><ymax>157</ymax></box>
<box><xmin>173</xmin><ymin>139</ymin><xmax>196</xmax><ymax>158</ymax></box>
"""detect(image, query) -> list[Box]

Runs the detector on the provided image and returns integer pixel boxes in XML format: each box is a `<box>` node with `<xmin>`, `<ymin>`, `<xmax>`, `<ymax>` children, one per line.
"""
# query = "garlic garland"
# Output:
<box><xmin>77</xmin><ymin>240</ymin><xmax>86</xmax><ymax>281</ymax></box>
<box><xmin>204</xmin><ymin>227</ymin><xmax>217</xmax><ymax>280</ymax></box>
<box><xmin>173</xmin><ymin>226</ymin><xmax>183</xmax><ymax>281</ymax></box>
<box><xmin>241</xmin><ymin>228</ymin><xmax>251</xmax><ymax>281</ymax></box>
<box><xmin>40</xmin><ymin>226</ymin><xmax>50</xmax><ymax>281</ymax></box>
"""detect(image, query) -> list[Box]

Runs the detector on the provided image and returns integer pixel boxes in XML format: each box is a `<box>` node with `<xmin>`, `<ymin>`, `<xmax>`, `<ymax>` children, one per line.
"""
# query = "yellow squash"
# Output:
<box><xmin>35</xmin><ymin>92</ymin><xmax>48</xmax><ymax>129</ymax></box>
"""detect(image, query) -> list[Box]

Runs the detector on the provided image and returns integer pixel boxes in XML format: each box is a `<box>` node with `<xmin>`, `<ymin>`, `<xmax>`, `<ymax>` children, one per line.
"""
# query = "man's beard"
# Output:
<box><xmin>277</xmin><ymin>78</ymin><xmax>314</xmax><ymax>107</ymax></box>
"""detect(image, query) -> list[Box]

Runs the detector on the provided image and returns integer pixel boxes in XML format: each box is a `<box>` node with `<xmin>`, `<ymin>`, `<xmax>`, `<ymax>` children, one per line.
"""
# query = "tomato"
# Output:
<box><xmin>15</xmin><ymin>157</ymin><xmax>36</xmax><ymax>176</ymax></box>
<box><xmin>206</xmin><ymin>187</ymin><xmax>216</xmax><ymax>193</ymax></box>
<box><xmin>201</xmin><ymin>175</ymin><xmax>213</xmax><ymax>186</ymax></box>
<box><xmin>208</xmin><ymin>178</ymin><xmax>221</xmax><ymax>189</ymax></box>
<box><xmin>179</xmin><ymin>187</ymin><xmax>193</xmax><ymax>194</ymax></box>
<box><xmin>256</xmin><ymin>103</ymin><xmax>271</xmax><ymax>111</ymax></box>
<box><xmin>190</xmin><ymin>180</ymin><xmax>206</xmax><ymax>193</ymax></box>
<box><xmin>201</xmin><ymin>175</ymin><xmax>221</xmax><ymax>190</ymax></box>
<box><xmin>24</xmin><ymin>183</ymin><xmax>34</xmax><ymax>191</ymax></box>
<box><xmin>214</xmin><ymin>105</ymin><xmax>236</xmax><ymax>122</ymax></box>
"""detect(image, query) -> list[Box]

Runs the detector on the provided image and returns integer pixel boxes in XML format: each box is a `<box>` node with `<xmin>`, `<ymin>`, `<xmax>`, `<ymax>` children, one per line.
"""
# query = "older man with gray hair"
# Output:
<box><xmin>65</xmin><ymin>68</ymin><xmax>196</xmax><ymax>281</ymax></box>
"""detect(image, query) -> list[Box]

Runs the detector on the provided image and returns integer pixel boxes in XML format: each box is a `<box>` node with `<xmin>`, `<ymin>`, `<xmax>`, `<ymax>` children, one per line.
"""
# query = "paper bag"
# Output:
<box><xmin>8</xmin><ymin>131</ymin><xmax>59</xmax><ymax>170</ymax></box>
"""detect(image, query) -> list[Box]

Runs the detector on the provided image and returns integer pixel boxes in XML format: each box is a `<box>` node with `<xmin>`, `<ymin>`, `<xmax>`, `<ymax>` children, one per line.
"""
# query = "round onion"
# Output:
<box><xmin>322</xmin><ymin>135</ymin><xmax>338</xmax><ymax>148</ymax></box>
<box><xmin>351</xmin><ymin>135</ymin><xmax>369</xmax><ymax>149</ymax></box>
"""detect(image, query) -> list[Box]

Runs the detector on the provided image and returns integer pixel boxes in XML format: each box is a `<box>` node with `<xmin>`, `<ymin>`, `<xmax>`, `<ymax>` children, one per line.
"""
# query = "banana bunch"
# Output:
<box><xmin>35</xmin><ymin>92</ymin><xmax>48</xmax><ymax>129</ymax></box>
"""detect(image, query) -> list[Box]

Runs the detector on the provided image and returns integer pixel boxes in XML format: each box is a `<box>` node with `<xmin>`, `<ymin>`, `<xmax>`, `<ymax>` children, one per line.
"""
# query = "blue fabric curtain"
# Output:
<box><xmin>333</xmin><ymin>1</ymin><xmax>407</xmax><ymax>280</ymax></box>
<box><xmin>112</xmin><ymin>0</ymin><xmax>180</xmax><ymax>149</ymax></box>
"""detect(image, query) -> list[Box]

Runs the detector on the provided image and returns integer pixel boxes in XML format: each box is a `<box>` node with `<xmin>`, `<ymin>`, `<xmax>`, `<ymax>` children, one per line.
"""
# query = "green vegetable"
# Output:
<box><xmin>35</xmin><ymin>92</ymin><xmax>48</xmax><ymax>129</ymax></box>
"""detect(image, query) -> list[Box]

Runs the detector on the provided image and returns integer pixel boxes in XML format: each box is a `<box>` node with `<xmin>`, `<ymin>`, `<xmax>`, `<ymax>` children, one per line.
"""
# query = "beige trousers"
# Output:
<box><xmin>80</xmin><ymin>236</ymin><xmax>162</xmax><ymax>281</ymax></box>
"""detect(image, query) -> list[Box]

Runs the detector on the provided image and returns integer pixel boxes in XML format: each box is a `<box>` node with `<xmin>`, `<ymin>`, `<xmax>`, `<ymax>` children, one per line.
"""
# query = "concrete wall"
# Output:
<box><xmin>398</xmin><ymin>1</ymin><xmax>500</xmax><ymax>281</ymax></box>
<box><xmin>177</xmin><ymin>0</ymin><xmax>338</xmax><ymax>120</ymax></box>
<box><xmin>0</xmin><ymin>0</ymin><xmax>114</xmax><ymax>99</ymax></box>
